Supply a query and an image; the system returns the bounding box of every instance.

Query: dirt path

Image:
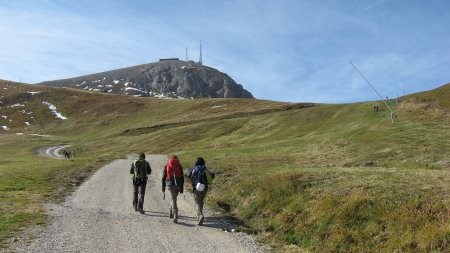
[38,145,71,159]
[16,155,266,253]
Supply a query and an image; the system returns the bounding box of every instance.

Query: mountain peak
[38,60,254,99]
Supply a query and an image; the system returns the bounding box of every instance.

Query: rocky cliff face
[38,60,253,99]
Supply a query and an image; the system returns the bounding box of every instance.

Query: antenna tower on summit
[199,41,203,65]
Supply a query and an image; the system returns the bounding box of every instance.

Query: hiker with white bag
[186,157,214,225]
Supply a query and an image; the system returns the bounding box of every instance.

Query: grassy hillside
[0,80,449,252]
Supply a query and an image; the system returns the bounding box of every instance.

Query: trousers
[168,185,180,214]
[133,181,147,210]
[194,188,208,216]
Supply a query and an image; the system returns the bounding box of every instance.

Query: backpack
[196,168,208,185]
[133,159,147,182]
[195,165,212,191]
[166,158,182,179]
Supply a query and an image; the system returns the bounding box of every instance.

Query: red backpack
[166,157,182,180]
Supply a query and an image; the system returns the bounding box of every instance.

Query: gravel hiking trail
[14,154,266,253]
[38,145,71,159]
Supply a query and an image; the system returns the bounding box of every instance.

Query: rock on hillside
[38,60,254,99]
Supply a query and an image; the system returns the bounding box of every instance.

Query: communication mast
[199,41,203,65]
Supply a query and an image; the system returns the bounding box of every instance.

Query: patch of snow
[181,66,186,69]
[1,125,9,130]
[105,85,113,88]
[83,86,89,90]
[1,115,7,119]
[154,93,174,99]
[107,89,113,93]
[27,91,40,95]
[89,88,93,91]
[125,87,144,92]
[19,109,32,115]
[124,82,129,87]
[16,133,24,135]
[30,134,51,137]
[42,101,68,120]
[25,122,31,126]
[103,77,106,80]
[113,80,119,84]
[97,85,104,88]
[169,92,185,99]
[92,89,101,92]
[93,80,101,83]
[10,103,25,107]
[9,119,12,122]
[211,105,223,108]
[76,81,86,86]
[3,88,7,90]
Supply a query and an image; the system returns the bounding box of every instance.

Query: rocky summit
[38,59,254,99]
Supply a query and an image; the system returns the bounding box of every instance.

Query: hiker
[162,155,184,223]
[130,152,152,213]
[186,157,215,225]
[63,149,70,159]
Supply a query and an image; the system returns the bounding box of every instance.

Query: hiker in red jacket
[162,155,184,223]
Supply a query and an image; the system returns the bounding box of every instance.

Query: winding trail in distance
[38,145,72,159]
[16,153,266,253]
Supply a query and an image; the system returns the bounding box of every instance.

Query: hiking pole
[349,60,398,124]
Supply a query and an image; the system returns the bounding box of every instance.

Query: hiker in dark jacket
[186,157,215,225]
[130,152,152,214]
[162,155,184,223]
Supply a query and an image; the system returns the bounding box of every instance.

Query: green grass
[0,80,449,252]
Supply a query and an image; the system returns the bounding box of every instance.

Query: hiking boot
[198,215,204,226]
[139,209,144,214]
[172,211,178,223]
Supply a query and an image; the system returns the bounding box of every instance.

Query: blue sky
[0,0,449,103]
